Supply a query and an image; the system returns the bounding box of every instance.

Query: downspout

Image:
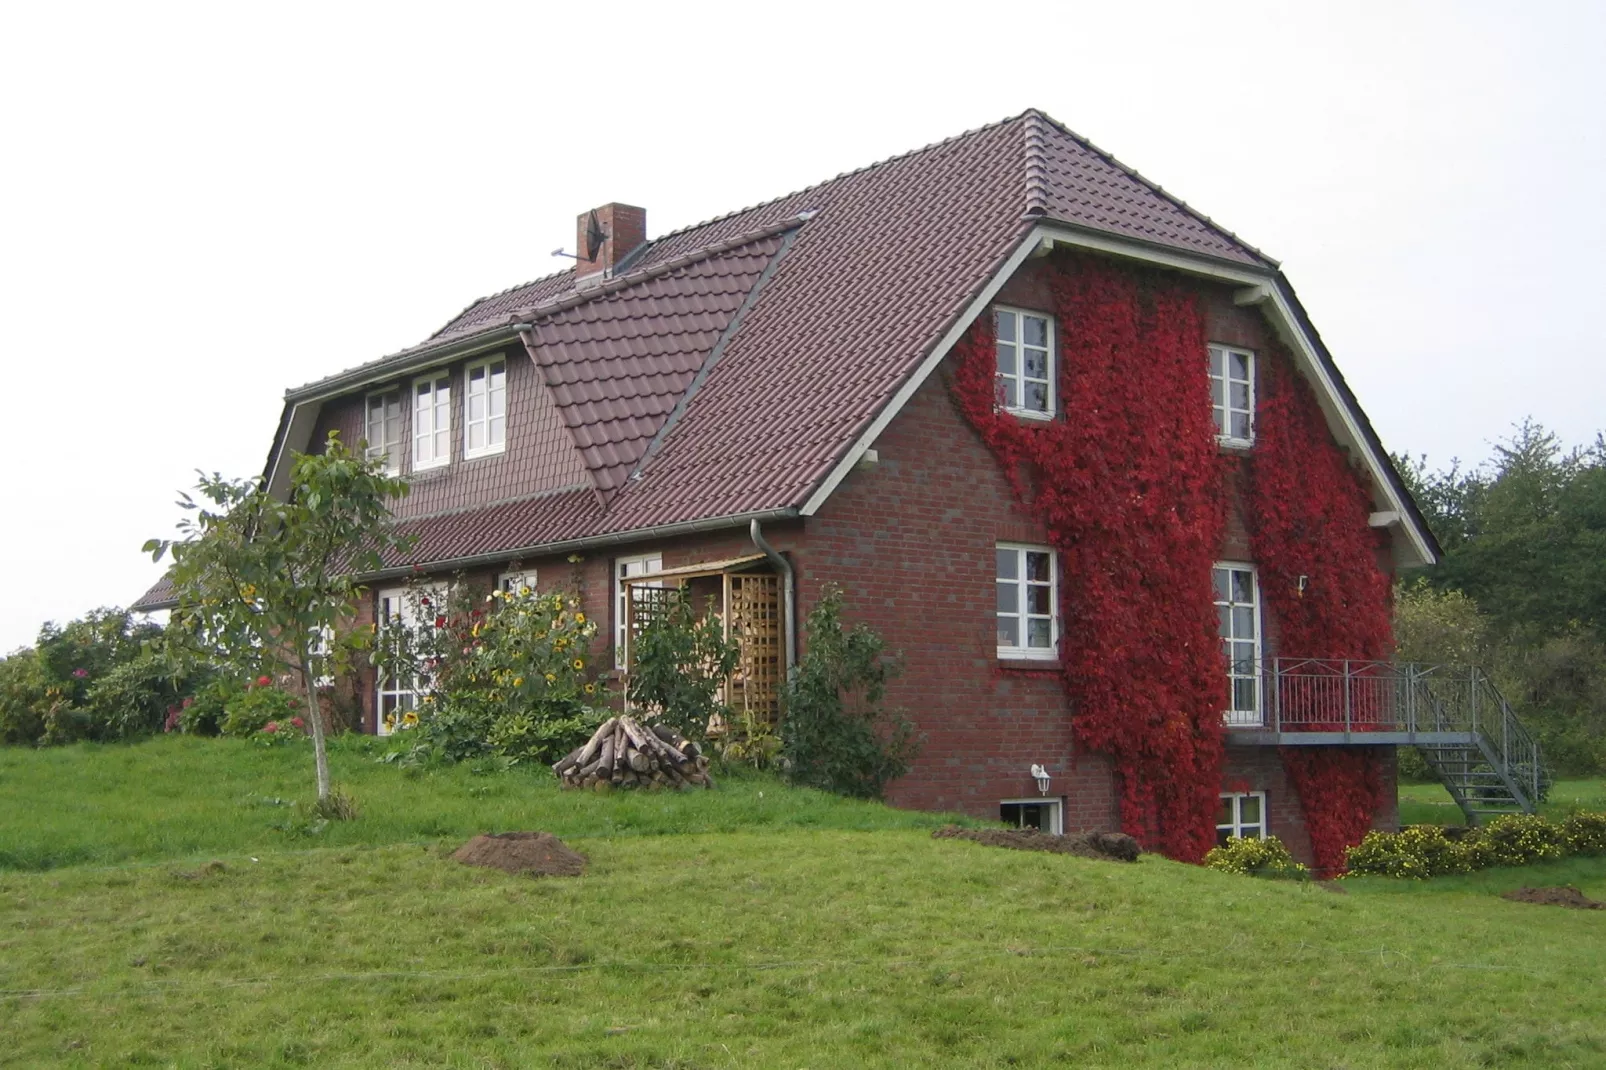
[750,519,797,676]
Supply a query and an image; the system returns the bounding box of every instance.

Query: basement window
[1209,344,1255,446]
[997,544,1057,660]
[1001,799,1064,835]
[995,307,1054,419]
[1217,791,1267,845]
[464,358,507,459]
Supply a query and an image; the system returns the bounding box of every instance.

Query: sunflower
[571,658,584,671]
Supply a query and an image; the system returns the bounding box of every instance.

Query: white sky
[1,1,1601,654]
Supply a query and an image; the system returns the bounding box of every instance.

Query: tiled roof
[137,109,1291,610]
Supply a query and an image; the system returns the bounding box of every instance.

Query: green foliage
[719,705,783,770]
[0,608,203,747]
[625,589,740,742]
[1561,811,1606,856]
[1346,812,1600,877]
[1476,812,1569,867]
[1397,424,1606,776]
[222,683,305,738]
[0,650,49,745]
[179,677,240,735]
[149,432,413,799]
[389,585,603,767]
[1203,836,1310,881]
[780,585,918,799]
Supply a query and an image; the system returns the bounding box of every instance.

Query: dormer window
[364,389,403,476]
[995,307,1054,419]
[464,358,507,459]
[1209,344,1255,446]
[413,373,451,471]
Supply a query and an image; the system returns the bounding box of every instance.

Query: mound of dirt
[1500,885,1604,910]
[933,826,1140,862]
[452,832,586,878]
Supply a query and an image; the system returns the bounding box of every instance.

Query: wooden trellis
[623,555,784,729]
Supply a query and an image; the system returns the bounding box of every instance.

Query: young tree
[145,432,411,801]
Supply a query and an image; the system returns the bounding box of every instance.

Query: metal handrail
[1247,659,1547,806]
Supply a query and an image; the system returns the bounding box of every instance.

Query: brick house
[136,109,1461,864]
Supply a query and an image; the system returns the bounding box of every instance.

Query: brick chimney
[574,203,646,280]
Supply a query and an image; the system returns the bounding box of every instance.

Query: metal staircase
[1245,660,1551,826]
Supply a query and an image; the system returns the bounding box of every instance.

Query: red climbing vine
[1244,345,1394,873]
[951,252,1227,862]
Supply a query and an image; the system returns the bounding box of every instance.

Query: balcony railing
[1226,658,1547,811]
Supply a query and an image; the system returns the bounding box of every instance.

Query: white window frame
[996,543,1058,660]
[498,569,538,595]
[615,554,664,668]
[994,306,1055,420]
[1209,344,1255,447]
[463,357,508,460]
[375,583,446,736]
[1000,798,1064,835]
[412,372,452,471]
[364,388,404,476]
[1217,791,1268,843]
[1213,562,1262,726]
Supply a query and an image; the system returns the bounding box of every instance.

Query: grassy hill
[3,738,1604,1067]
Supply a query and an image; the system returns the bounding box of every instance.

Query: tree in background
[1396,421,1606,774]
[146,432,411,802]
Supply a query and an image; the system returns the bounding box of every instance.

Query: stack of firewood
[552,716,714,791]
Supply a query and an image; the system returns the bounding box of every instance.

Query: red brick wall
[344,252,1399,855]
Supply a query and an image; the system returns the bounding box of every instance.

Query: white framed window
[412,373,451,471]
[997,544,1057,660]
[1213,563,1262,725]
[1209,344,1255,446]
[615,554,663,668]
[1001,799,1064,835]
[1217,791,1267,845]
[498,569,537,595]
[464,358,507,459]
[364,389,403,476]
[995,307,1054,419]
[375,583,445,736]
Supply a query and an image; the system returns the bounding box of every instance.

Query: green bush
[780,585,918,799]
[81,656,183,740]
[625,589,739,743]
[0,650,49,745]
[1477,812,1569,867]
[222,683,304,738]
[1562,811,1606,856]
[384,585,603,766]
[179,678,240,735]
[1346,825,1475,879]
[1204,836,1310,881]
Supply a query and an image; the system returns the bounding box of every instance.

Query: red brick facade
[344,257,1400,865]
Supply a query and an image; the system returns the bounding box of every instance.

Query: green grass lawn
[1398,777,1606,827]
[3,738,1605,1068]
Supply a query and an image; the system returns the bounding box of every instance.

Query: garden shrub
[1562,811,1606,856]
[1476,812,1568,867]
[81,656,184,740]
[387,585,603,766]
[780,585,918,799]
[626,589,739,743]
[1346,825,1475,879]
[1204,836,1310,881]
[0,650,49,745]
[222,679,304,737]
[178,678,240,736]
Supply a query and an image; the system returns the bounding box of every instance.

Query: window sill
[1003,408,1056,423]
[463,446,507,463]
[408,465,450,484]
[997,656,1060,672]
[1216,437,1254,452]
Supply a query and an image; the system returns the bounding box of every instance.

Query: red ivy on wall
[1244,345,1394,873]
[951,253,1227,862]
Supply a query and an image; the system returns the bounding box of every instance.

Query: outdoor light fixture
[1030,763,1051,796]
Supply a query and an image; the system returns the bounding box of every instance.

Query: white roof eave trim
[799,222,1435,568]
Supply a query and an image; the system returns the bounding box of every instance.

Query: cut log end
[557,715,713,792]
